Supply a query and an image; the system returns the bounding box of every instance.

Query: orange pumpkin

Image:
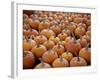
[75,26,86,38]
[66,22,76,32]
[40,29,55,39]
[38,20,50,31]
[35,58,51,68]
[61,51,73,62]
[34,35,47,44]
[31,45,47,58]
[49,36,60,44]
[53,44,65,55]
[23,37,36,51]
[50,25,61,35]
[30,19,40,30]
[52,56,69,67]
[23,51,35,69]
[43,40,55,50]
[65,33,81,55]
[77,37,87,48]
[79,44,91,64]
[42,50,58,64]
[70,56,87,67]
[58,32,68,41]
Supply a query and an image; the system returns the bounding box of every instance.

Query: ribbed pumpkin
[65,33,81,55]
[23,37,36,51]
[42,50,58,64]
[52,56,69,67]
[70,56,87,67]
[35,58,51,69]
[61,51,73,62]
[53,44,65,55]
[79,44,91,64]
[23,51,35,69]
[31,45,47,58]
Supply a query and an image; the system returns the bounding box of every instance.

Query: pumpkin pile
[23,10,91,69]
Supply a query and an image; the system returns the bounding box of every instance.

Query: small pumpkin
[77,37,87,48]
[66,22,76,32]
[38,20,50,31]
[50,25,61,35]
[31,45,47,58]
[79,44,91,64]
[70,56,87,67]
[23,51,35,69]
[34,35,47,44]
[58,32,68,41]
[40,29,55,39]
[65,33,81,55]
[53,44,65,55]
[23,37,36,51]
[30,19,40,30]
[42,50,58,64]
[49,36,60,44]
[43,40,55,50]
[74,26,86,38]
[35,58,51,69]
[52,56,69,67]
[61,51,73,62]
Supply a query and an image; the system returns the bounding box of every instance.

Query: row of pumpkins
[23,10,91,69]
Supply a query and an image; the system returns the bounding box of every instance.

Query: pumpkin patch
[23,10,91,69]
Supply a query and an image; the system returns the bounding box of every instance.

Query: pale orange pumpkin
[23,51,35,69]
[43,40,55,50]
[70,56,87,67]
[79,44,91,64]
[53,44,65,55]
[40,29,55,39]
[61,51,73,62]
[65,33,81,55]
[31,45,47,58]
[42,50,58,64]
[52,56,69,67]
[23,37,36,51]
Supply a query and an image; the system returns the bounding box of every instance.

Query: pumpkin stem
[60,56,63,62]
[30,35,35,40]
[39,58,44,67]
[77,55,80,61]
[71,32,76,43]
[25,36,29,42]
[58,44,61,48]
[86,43,89,50]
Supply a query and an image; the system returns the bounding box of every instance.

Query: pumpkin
[23,51,35,69]
[66,22,76,32]
[23,37,36,51]
[49,36,60,44]
[79,44,91,64]
[74,26,86,38]
[61,51,73,62]
[40,29,55,39]
[52,56,69,67]
[70,56,87,67]
[30,19,40,30]
[35,58,51,68]
[31,45,47,58]
[77,37,87,48]
[50,25,61,35]
[42,50,58,64]
[53,44,65,55]
[65,33,81,55]
[58,32,68,41]
[34,35,47,44]
[38,20,50,31]
[43,40,55,50]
